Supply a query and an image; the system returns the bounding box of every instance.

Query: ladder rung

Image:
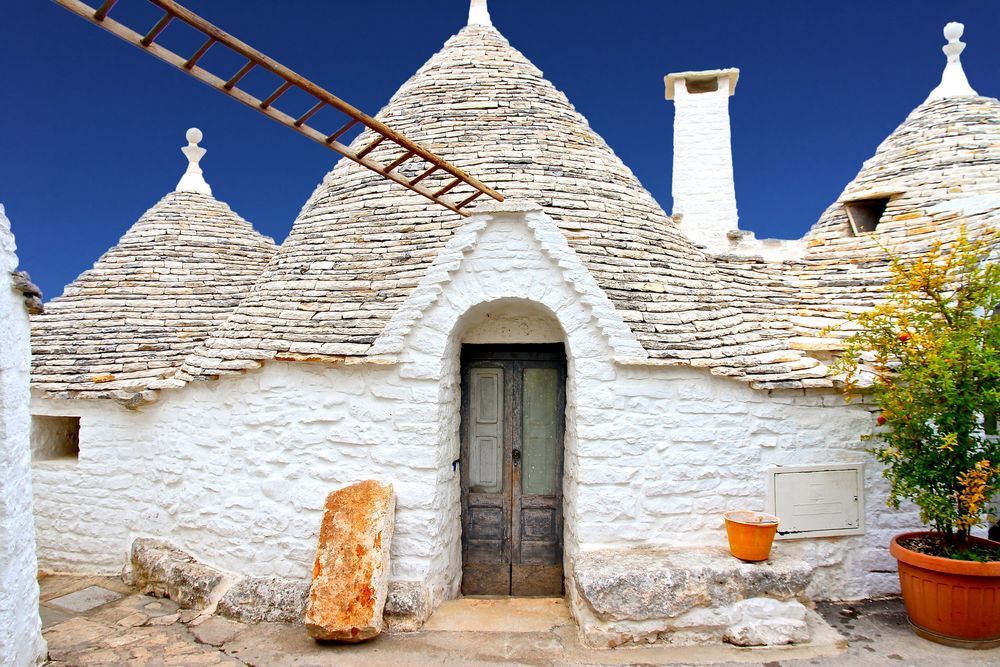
[410,165,439,186]
[384,151,416,173]
[457,191,485,209]
[294,101,325,127]
[184,36,215,69]
[325,119,358,144]
[260,81,293,109]
[434,178,462,198]
[52,0,505,217]
[223,60,256,90]
[93,0,117,21]
[140,13,172,47]
[356,135,385,159]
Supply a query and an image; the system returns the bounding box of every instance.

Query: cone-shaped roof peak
[32,187,276,401]
[925,21,978,102]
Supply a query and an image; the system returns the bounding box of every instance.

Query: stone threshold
[423,597,571,633]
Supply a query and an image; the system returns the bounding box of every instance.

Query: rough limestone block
[383,581,430,632]
[218,575,309,624]
[723,597,810,646]
[129,538,227,610]
[305,480,395,642]
[571,546,813,647]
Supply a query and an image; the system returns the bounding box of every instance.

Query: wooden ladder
[52,0,505,216]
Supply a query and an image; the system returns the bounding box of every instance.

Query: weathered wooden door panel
[511,362,564,596]
[461,345,565,597]
[462,366,510,595]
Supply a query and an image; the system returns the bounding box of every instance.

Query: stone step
[569,546,814,647]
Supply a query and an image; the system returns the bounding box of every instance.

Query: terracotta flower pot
[890,531,1000,649]
[724,510,779,562]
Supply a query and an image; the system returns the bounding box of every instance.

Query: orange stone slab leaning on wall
[305,480,395,642]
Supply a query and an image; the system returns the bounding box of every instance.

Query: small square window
[844,198,890,235]
[31,415,80,461]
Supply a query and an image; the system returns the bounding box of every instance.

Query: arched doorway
[459,343,566,596]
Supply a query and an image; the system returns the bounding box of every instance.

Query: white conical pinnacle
[468,0,492,27]
[925,22,978,103]
[175,127,212,195]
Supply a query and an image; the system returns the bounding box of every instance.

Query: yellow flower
[954,459,998,531]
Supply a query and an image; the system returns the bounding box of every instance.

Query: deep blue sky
[3,1,998,301]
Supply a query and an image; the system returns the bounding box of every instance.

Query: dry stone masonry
[31,131,276,405]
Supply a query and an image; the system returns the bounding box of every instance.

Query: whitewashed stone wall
[1,205,46,666]
[33,205,918,610]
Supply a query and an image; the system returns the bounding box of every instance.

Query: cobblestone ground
[38,574,1000,666]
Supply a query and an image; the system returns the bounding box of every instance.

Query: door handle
[512,449,521,462]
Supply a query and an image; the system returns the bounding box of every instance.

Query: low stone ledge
[217,576,309,624]
[570,546,814,647]
[129,538,228,610]
[125,538,429,631]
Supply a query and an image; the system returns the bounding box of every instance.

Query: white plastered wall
[32,204,919,606]
[1,205,46,666]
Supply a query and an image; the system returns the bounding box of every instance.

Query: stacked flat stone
[33,23,1000,402]
[31,191,276,403]
[768,96,1000,371]
[179,24,809,387]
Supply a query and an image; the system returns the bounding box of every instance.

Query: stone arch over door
[377,203,644,603]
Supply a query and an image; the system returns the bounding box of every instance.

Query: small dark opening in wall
[686,77,719,94]
[844,198,890,235]
[31,415,80,461]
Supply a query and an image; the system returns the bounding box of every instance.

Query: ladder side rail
[147,0,502,202]
[53,0,471,215]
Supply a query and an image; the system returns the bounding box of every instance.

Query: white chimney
[665,68,740,251]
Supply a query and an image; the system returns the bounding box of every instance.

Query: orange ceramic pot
[724,511,779,562]
[890,531,1000,648]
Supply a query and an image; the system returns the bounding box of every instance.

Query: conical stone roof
[770,95,1000,351]
[806,95,1000,253]
[183,23,800,381]
[32,190,276,401]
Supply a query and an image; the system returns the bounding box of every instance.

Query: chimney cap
[665,68,739,100]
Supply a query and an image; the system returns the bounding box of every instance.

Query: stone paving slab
[37,575,1000,666]
[47,586,123,613]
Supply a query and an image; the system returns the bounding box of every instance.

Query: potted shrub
[833,229,1000,648]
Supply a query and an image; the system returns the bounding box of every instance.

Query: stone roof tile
[31,191,276,399]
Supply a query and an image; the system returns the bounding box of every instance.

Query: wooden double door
[460,344,566,596]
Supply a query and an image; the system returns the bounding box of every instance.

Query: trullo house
[27,1,999,645]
